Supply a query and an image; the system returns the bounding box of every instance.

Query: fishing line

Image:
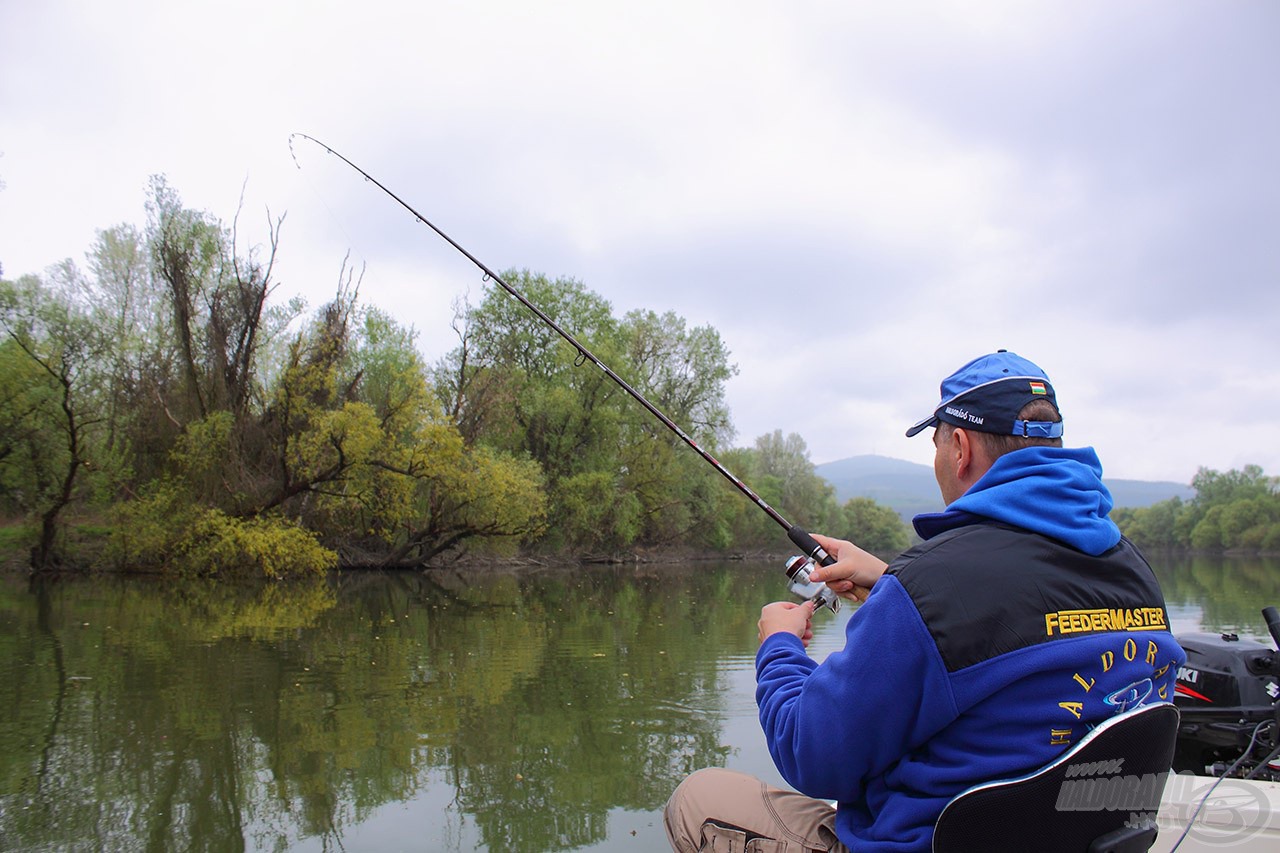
[288,132,836,570]
[1167,718,1273,851]
[286,135,372,283]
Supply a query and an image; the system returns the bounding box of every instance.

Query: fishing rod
[289,133,840,611]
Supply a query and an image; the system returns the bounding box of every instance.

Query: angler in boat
[664,351,1186,852]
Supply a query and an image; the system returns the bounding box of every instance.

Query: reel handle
[784,526,841,614]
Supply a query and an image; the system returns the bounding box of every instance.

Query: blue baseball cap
[905,350,1064,438]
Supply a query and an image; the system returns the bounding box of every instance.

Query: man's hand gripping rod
[289,133,840,613]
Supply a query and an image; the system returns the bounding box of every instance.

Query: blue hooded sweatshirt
[755,446,1184,851]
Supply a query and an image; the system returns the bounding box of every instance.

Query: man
[664,350,1185,852]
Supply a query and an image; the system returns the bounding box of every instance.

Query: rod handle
[787,526,836,566]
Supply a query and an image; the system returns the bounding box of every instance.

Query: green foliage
[443,445,548,548]
[0,524,34,567]
[167,410,237,507]
[751,430,840,531]
[709,434,885,554]
[0,273,115,566]
[5,181,911,567]
[106,482,335,577]
[272,304,549,564]
[1115,465,1280,554]
[619,308,736,447]
[84,250,547,571]
[0,336,50,514]
[549,471,643,553]
[1191,464,1275,506]
[178,510,337,578]
[1190,505,1224,551]
[1218,497,1278,549]
[715,446,781,548]
[1112,497,1184,550]
[106,483,188,569]
[835,497,910,555]
[434,270,746,555]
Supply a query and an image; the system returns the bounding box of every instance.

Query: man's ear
[952,427,975,482]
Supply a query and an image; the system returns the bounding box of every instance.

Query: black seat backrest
[933,703,1180,853]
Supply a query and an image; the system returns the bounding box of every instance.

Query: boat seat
[933,702,1180,853]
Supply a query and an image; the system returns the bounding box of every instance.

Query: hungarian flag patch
[1029,381,1047,395]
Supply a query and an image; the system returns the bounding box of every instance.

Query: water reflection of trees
[1149,554,1280,637]
[0,563,770,851]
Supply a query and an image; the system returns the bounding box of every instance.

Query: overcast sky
[2,1,1277,485]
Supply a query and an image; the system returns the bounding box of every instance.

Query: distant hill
[1106,478,1197,510]
[815,455,1195,522]
[815,456,946,520]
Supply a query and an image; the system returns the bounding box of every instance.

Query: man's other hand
[758,600,816,647]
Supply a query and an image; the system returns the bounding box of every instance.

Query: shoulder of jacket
[887,521,1020,577]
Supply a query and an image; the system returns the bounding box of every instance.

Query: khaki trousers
[664,768,850,853]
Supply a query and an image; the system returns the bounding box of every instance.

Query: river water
[1,555,1277,852]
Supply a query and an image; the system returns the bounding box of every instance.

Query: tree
[708,434,847,555]
[618,308,736,447]
[482,272,624,482]
[1114,497,1184,550]
[0,336,47,512]
[356,307,548,562]
[254,297,547,566]
[611,309,739,548]
[714,445,787,550]
[432,293,511,447]
[434,271,742,555]
[752,430,839,532]
[835,497,910,555]
[1218,498,1278,550]
[0,275,109,567]
[1186,466,1279,552]
[147,176,284,423]
[1116,465,1280,554]
[1191,464,1276,506]
[80,223,165,455]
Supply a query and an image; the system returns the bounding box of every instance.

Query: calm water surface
[1,555,1277,852]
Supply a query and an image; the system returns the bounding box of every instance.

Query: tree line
[0,178,909,575]
[1113,464,1280,553]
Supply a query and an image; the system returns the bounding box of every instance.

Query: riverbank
[0,518,790,576]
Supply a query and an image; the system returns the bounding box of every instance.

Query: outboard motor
[1173,606,1280,780]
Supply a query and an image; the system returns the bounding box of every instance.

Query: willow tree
[243,298,547,566]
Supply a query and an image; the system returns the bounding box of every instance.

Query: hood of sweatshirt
[911,446,1121,555]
